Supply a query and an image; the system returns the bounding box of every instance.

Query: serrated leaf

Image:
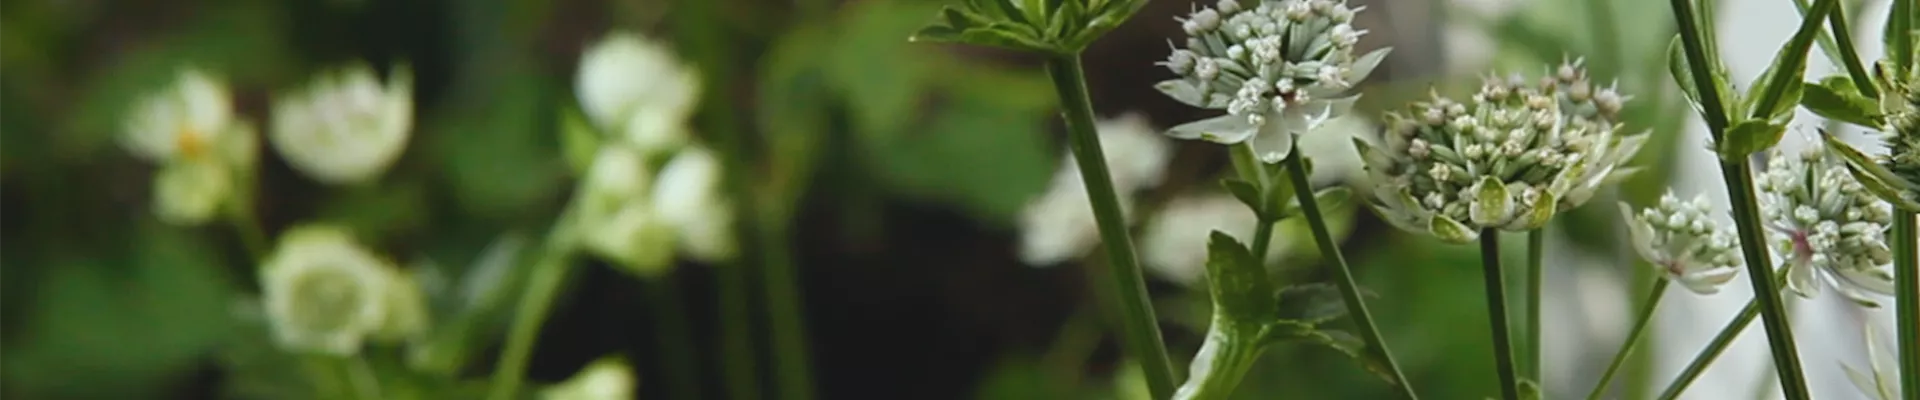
[1718,119,1786,160]
[1222,178,1265,216]
[1799,77,1884,127]
[1205,231,1278,320]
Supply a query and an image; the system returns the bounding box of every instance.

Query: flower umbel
[576,31,700,154]
[270,63,414,185]
[1758,146,1897,306]
[1618,192,1742,294]
[1155,0,1391,161]
[1357,60,1646,242]
[121,67,257,226]
[260,225,425,355]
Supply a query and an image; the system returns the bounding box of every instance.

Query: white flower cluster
[270,63,413,185]
[1618,192,1741,294]
[1156,0,1390,160]
[1018,113,1172,266]
[260,225,428,356]
[120,68,258,226]
[1758,147,1896,306]
[1358,61,1645,243]
[571,31,735,275]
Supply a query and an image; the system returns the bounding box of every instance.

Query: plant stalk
[487,228,577,400]
[1282,141,1418,399]
[1479,229,1521,400]
[1231,143,1278,259]
[1892,0,1913,70]
[1895,211,1918,400]
[1667,0,1811,395]
[1044,54,1177,399]
[715,257,764,400]
[644,276,705,400]
[1585,278,1671,400]
[1525,229,1545,385]
[758,213,815,400]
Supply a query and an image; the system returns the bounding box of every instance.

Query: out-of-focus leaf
[759,23,837,209]
[559,107,601,176]
[1206,232,1276,320]
[431,70,565,220]
[315,183,430,244]
[408,233,533,376]
[830,1,944,140]
[1275,283,1351,324]
[2,223,236,398]
[969,357,1075,399]
[869,89,1054,222]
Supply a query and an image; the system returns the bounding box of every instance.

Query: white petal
[1786,260,1820,298]
[1154,79,1210,108]
[1166,114,1258,144]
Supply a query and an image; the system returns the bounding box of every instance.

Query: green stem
[1525,229,1544,385]
[1892,0,1913,70]
[1044,54,1176,399]
[1172,322,1268,400]
[1232,143,1278,259]
[716,260,765,400]
[758,213,815,400]
[1655,299,1760,399]
[1585,0,1624,78]
[1668,0,1811,395]
[643,276,705,400]
[1894,211,1918,400]
[1282,144,1418,399]
[1479,229,1520,400]
[345,355,383,400]
[1584,278,1670,400]
[1814,0,1880,99]
[486,231,576,400]
[303,356,347,400]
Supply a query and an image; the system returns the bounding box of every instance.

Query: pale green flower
[542,356,637,400]
[151,158,235,226]
[1618,192,1741,294]
[652,144,736,263]
[576,145,677,276]
[576,31,700,154]
[261,225,425,355]
[1758,147,1895,307]
[270,63,413,184]
[122,68,237,164]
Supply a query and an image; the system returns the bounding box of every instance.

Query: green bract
[1358,61,1647,243]
[909,0,1148,54]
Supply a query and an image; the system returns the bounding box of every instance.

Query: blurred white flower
[122,68,236,164]
[151,158,234,226]
[542,356,637,400]
[1016,113,1171,266]
[1758,147,1896,307]
[1618,192,1742,294]
[577,145,677,276]
[652,144,736,263]
[261,225,422,355]
[576,31,700,153]
[1841,323,1900,400]
[1140,194,1309,284]
[270,63,413,184]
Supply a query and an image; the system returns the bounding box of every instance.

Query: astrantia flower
[1017,113,1172,266]
[652,144,736,263]
[270,63,413,184]
[541,356,636,400]
[576,145,677,276]
[1356,60,1646,243]
[1618,192,1741,294]
[1758,147,1896,306]
[576,31,700,153]
[1155,0,1391,161]
[1841,324,1900,400]
[121,68,258,226]
[261,225,424,355]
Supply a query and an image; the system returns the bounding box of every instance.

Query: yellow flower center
[176,124,207,160]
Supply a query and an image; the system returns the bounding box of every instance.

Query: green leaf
[1275,283,1350,324]
[559,107,601,176]
[1799,77,1884,127]
[433,68,565,220]
[1222,178,1265,216]
[1271,323,1397,385]
[1743,0,1833,121]
[1821,131,1920,211]
[1518,379,1543,400]
[1667,35,1738,118]
[1205,231,1278,320]
[1717,119,1787,160]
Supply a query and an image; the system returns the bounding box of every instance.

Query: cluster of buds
[1618,192,1741,294]
[120,68,259,226]
[1875,65,1920,198]
[259,225,428,355]
[270,63,414,185]
[1358,60,1646,242]
[1156,0,1390,160]
[1758,147,1896,306]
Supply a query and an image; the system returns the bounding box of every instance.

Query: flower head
[576,31,700,153]
[652,144,736,263]
[270,63,413,184]
[1618,192,1741,294]
[541,356,636,400]
[576,145,677,276]
[1759,147,1896,306]
[122,68,257,226]
[1018,113,1171,266]
[1155,0,1391,160]
[260,225,425,355]
[1357,60,1646,242]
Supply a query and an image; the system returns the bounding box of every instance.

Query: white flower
[1759,147,1896,306]
[1017,113,1171,266]
[1155,0,1391,161]
[576,31,700,153]
[1841,323,1900,400]
[122,68,236,164]
[152,158,234,225]
[1618,192,1742,294]
[270,63,413,184]
[260,225,421,355]
[652,144,736,263]
[577,145,677,275]
[1139,194,1342,285]
[541,356,637,400]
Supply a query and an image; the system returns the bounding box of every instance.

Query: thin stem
[716,259,763,400]
[644,276,705,400]
[1044,54,1176,399]
[1282,145,1418,399]
[487,232,576,400]
[1892,0,1913,70]
[1172,322,1268,400]
[1585,278,1671,400]
[758,214,815,400]
[1819,0,1880,99]
[1479,229,1520,400]
[1525,229,1544,385]
[1231,143,1277,259]
[1655,299,1760,399]
[1669,0,1812,395]
[1894,211,1918,400]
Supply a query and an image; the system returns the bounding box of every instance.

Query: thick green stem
[1524,229,1544,385]
[1655,299,1760,399]
[644,276,705,400]
[1172,322,1268,400]
[1479,230,1520,400]
[1281,145,1418,399]
[1807,0,1880,98]
[1894,211,1918,400]
[1668,0,1811,395]
[758,214,815,400]
[487,233,576,400]
[1893,0,1913,69]
[1585,278,1670,400]
[1044,55,1177,399]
